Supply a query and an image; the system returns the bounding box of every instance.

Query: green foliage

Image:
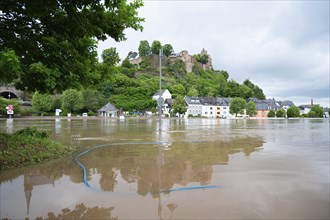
[243,79,266,100]
[170,84,186,99]
[138,40,151,57]
[0,49,21,85]
[151,40,162,55]
[267,109,276,117]
[102,48,120,66]
[61,89,83,113]
[122,58,135,68]
[168,60,186,78]
[0,127,75,170]
[187,87,199,97]
[24,62,58,94]
[0,97,21,116]
[308,105,324,118]
[246,100,257,117]
[1,0,144,92]
[32,92,53,116]
[82,88,107,112]
[172,95,187,115]
[194,54,209,64]
[287,105,300,118]
[163,44,174,57]
[192,63,203,75]
[230,97,246,116]
[276,109,286,118]
[52,96,62,110]
[14,127,49,139]
[219,70,229,81]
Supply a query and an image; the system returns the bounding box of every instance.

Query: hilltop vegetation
[93,41,266,112]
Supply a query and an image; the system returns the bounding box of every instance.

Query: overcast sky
[97,0,330,107]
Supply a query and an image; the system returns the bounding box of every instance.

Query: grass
[0,127,75,170]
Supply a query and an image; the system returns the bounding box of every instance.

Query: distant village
[98,88,329,119]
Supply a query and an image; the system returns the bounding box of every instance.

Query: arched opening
[0,91,18,99]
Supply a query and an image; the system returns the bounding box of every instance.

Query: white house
[152,89,172,115]
[184,96,203,117]
[152,89,172,101]
[217,98,231,118]
[184,96,232,118]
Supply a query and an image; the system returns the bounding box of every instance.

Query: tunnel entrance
[0,91,18,99]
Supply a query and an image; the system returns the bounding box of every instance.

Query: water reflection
[76,136,264,194]
[2,118,327,219]
[32,203,117,220]
[24,174,55,214]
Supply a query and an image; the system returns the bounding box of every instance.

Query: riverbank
[0,127,75,170]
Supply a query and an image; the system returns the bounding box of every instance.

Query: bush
[267,110,275,117]
[88,111,96,116]
[0,127,75,170]
[14,127,49,139]
[276,109,286,118]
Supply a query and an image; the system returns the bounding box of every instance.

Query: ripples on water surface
[0,118,329,219]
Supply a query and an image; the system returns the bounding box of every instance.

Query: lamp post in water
[158,48,163,123]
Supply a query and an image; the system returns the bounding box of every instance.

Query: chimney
[311,99,313,106]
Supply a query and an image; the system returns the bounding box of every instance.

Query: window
[210,107,213,110]
[223,107,227,109]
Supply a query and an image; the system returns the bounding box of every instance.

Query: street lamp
[158,48,163,121]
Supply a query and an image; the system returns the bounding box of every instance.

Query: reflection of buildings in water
[181,161,212,186]
[6,118,13,134]
[156,119,172,147]
[24,174,55,214]
[55,118,61,135]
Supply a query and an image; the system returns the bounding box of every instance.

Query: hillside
[95,52,266,112]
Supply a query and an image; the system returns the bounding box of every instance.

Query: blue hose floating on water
[74,141,222,193]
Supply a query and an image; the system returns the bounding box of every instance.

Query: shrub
[88,111,96,116]
[14,127,49,139]
[267,110,275,117]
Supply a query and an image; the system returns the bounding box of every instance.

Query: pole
[159,48,162,123]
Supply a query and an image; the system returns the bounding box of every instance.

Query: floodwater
[0,118,329,219]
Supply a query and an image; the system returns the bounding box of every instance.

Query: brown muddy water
[0,118,329,219]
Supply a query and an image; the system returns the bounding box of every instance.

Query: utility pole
[158,48,163,123]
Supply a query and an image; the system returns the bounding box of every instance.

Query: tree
[151,40,162,55]
[0,0,144,93]
[308,105,324,118]
[287,105,300,118]
[192,63,203,75]
[138,40,151,57]
[238,84,253,99]
[229,97,246,116]
[246,100,257,117]
[168,60,186,78]
[267,110,276,117]
[172,95,187,116]
[163,44,174,57]
[243,79,266,100]
[0,49,21,85]
[31,92,53,116]
[219,70,229,81]
[276,109,286,118]
[82,88,107,113]
[170,84,186,99]
[187,87,199,97]
[102,48,120,66]
[61,89,83,113]
[194,54,209,64]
